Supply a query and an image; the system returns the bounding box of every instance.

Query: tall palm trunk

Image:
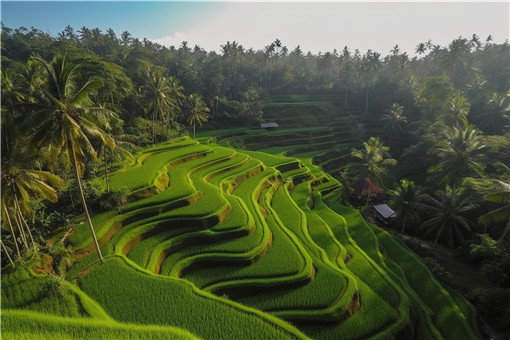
[344,86,348,109]
[365,86,370,115]
[432,224,445,248]
[14,195,37,250]
[498,221,510,244]
[193,121,196,139]
[72,147,104,264]
[1,240,15,268]
[13,202,28,249]
[401,215,407,234]
[152,111,156,144]
[3,204,20,258]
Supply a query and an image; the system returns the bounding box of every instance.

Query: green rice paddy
[3,96,482,339]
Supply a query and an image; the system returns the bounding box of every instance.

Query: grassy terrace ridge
[1,309,200,340]
[4,124,482,339]
[78,256,308,340]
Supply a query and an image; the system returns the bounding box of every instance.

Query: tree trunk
[3,204,20,258]
[344,87,348,109]
[152,110,156,144]
[193,121,196,139]
[432,225,444,248]
[73,151,104,264]
[401,215,407,234]
[365,86,370,115]
[1,240,15,268]
[14,196,36,251]
[497,220,510,244]
[13,207,28,249]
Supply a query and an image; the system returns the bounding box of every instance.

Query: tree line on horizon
[1,24,509,260]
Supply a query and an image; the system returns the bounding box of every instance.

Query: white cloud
[148,2,509,55]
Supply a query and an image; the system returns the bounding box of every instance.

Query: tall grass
[78,256,308,340]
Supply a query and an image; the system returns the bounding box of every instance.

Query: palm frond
[479,206,510,225]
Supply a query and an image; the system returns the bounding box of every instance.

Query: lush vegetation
[2,24,509,339]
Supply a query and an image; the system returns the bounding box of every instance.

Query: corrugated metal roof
[373,204,396,219]
[260,122,279,128]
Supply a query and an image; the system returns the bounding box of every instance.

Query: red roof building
[351,178,384,197]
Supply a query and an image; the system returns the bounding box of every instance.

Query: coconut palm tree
[29,54,116,264]
[380,103,407,146]
[439,37,476,87]
[141,68,181,144]
[420,185,477,248]
[477,91,510,134]
[1,110,64,262]
[389,179,422,234]
[350,136,397,186]
[443,95,470,128]
[357,51,381,114]
[415,42,426,56]
[186,93,210,139]
[96,115,136,193]
[479,180,510,244]
[428,125,485,186]
[1,69,25,116]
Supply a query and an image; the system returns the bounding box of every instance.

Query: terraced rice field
[2,99,482,339]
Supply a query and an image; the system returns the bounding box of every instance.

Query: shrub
[469,234,502,262]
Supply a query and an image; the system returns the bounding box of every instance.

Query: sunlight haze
[1,1,508,55]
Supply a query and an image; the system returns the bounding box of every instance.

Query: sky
[1,1,509,56]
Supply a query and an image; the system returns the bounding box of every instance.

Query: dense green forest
[1,25,510,339]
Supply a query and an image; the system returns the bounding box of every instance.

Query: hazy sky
[1,1,509,55]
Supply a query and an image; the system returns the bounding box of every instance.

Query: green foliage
[350,136,397,185]
[2,309,200,340]
[469,234,502,260]
[428,125,486,186]
[389,179,423,234]
[420,185,478,248]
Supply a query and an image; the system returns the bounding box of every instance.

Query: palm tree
[380,103,407,146]
[415,42,426,56]
[186,93,210,139]
[97,115,136,193]
[318,51,337,87]
[1,110,65,262]
[30,54,116,264]
[357,51,381,114]
[141,69,178,144]
[478,91,510,134]
[428,125,486,186]
[350,136,397,186]
[389,179,422,234]
[420,185,477,248]
[1,69,25,116]
[443,95,470,128]
[470,34,482,51]
[479,180,510,244]
[439,37,476,86]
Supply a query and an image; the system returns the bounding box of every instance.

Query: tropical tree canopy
[380,103,407,146]
[479,180,510,243]
[389,179,422,234]
[186,93,210,139]
[29,53,118,263]
[420,185,477,248]
[428,125,486,186]
[350,136,397,185]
